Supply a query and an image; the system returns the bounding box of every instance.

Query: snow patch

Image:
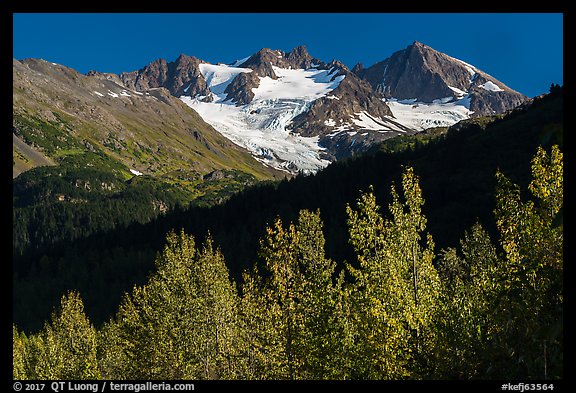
[252,66,344,101]
[199,63,252,98]
[397,98,418,104]
[130,169,142,176]
[331,123,353,133]
[386,97,474,131]
[352,111,389,131]
[479,81,503,92]
[448,85,468,98]
[94,91,104,97]
[324,119,336,127]
[120,90,131,97]
[326,95,340,100]
[231,56,251,67]
[107,90,119,98]
[433,97,455,104]
[326,130,344,137]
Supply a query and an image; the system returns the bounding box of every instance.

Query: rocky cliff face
[238,45,318,73]
[120,54,211,97]
[290,61,394,137]
[355,41,528,116]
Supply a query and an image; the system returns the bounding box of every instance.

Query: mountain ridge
[13,57,283,185]
[116,42,529,172]
[14,41,531,177]
[354,41,528,116]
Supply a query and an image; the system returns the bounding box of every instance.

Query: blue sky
[13,13,563,98]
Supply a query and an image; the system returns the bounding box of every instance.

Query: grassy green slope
[13,58,283,192]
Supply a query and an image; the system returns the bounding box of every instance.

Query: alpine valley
[13,41,529,253]
[13,39,563,381]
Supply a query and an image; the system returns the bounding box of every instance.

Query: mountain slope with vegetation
[13,58,280,181]
[14,139,562,379]
[13,88,562,337]
[13,58,285,254]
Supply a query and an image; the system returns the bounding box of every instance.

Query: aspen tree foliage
[435,223,500,378]
[345,167,440,379]
[13,146,563,379]
[489,145,563,378]
[98,230,241,379]
[13,292,99,379]
[240,210,344,379]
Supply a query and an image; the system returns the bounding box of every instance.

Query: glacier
[181,64,344,174]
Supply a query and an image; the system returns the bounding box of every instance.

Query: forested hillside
[14,141,563,379]
[13,89,562,337]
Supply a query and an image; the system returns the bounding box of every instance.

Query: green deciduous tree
[489,145,563,378]
[240,210,345,379]
[13,325,28,379]
[16,292,100,379]
[293,210,346,379]
[99,230,243,379]
[345,167,440,379]
[435,222,499,378]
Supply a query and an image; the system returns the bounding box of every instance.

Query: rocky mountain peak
[113,42,531,173]
[352,63,364,74]
[410,40,426,49]
[286,45,313,68]
[356,41,528,116]
[120,55,210,98]
[175,53,192,63]
[237,48,281,78]
[327,59,349,72]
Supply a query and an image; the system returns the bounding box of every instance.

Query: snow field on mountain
[181,63,344,173]
[181,95,330,173]
[199,63,252,97]
[253,66,344,101]
[386,97,474,130]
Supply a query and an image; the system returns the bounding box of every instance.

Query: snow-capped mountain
[121,46,407,173]
[354,41,528,128]
[181,62,342,173]
[120,43,529,174]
